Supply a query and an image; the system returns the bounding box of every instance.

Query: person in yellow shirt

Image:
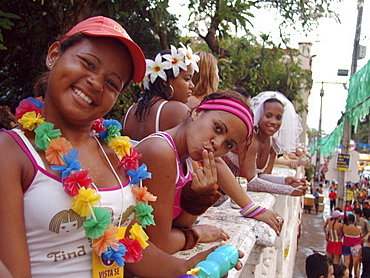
[346,183,354,204]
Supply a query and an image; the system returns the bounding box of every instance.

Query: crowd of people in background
[311,178,370,278]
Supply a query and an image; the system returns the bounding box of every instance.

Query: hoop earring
[254,125,259,134]
[168,85,174,99]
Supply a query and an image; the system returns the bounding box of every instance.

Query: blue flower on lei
[127,164,152,185]
[99,119,122,142]
[102,243,127,267]
[27,97,43,109]
[51,148,82,179]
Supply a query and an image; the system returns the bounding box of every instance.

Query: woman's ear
[190,108,204,121]
[46,42,61,70]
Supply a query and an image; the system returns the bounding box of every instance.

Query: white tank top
[7,129,136,278]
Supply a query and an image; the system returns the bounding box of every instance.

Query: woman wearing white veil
[223,91,307,195]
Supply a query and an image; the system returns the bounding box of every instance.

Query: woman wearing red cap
[0,16,243,278]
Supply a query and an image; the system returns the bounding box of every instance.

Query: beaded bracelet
[239,201,266,218]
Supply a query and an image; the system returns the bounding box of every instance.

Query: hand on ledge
[253,209,283,236]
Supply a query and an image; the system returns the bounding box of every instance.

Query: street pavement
[293,186,331,277]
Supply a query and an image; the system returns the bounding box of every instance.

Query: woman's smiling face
[186,110,248,161]
[258,101,284,136]
[46,37,133,123]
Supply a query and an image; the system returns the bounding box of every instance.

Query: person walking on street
[314,187,320,214]
[333,263,349,278]
[353,208,370,243]
[329,189,337,212]
[362,201,370,222]
[361,236,370,278]
[343,214,362,278]
[324,210,344,264]
[324,210,343,264]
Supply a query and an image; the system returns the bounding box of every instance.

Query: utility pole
[337,0,364,209]
[315,83,324,188]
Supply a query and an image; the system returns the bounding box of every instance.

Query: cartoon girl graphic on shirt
[49,205,135,236]
[49,209,85,234]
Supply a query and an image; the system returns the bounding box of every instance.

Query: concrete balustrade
[173,166,304,278]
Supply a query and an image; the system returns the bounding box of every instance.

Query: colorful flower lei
[143,43,200,90]
[16,97,156,267]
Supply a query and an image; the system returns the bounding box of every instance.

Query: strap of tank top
[122,104,134,131]
[2,129,46,169]
[155,101,168,132]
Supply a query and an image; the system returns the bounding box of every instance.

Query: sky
[168,0,370,135]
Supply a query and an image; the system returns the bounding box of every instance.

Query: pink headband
[197,98,254,138]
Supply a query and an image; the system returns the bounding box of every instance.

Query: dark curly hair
[135,49,176,122]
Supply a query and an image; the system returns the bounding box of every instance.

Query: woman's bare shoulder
[137,135,176,160]
[0,130,23,153]
[0,129,34,189]
[160,101,190,130]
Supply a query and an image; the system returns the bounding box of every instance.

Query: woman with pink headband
[134,90,275,255]
[136,91,281,253]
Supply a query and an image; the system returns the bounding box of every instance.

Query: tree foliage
[0,0,338,125]
[217,33,312,109]
[188,0,254,56]
[0,0,180,119]
[187,0,341,56]
[0,11,20,50]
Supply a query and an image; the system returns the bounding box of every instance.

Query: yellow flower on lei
[116,227,127,240]
[18,111,45,131]
[71,187,101,217]
[108,135,131,159]
[129,223,149,249]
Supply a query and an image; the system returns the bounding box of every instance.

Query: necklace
[91,134,126,225]
[16,97,156,267]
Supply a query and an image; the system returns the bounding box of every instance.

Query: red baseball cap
[65,16,145,83]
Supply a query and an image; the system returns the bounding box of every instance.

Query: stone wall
[173,166,304,278]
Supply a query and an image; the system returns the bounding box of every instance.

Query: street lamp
[314,81,347,189]
[315,83,324,188]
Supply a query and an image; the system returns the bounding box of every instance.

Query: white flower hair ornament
[143,44,200,90]
[162,45,187,77]
[145,53,171,84]
[179,42,200,72]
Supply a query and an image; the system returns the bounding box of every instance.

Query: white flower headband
[143,43,200,90]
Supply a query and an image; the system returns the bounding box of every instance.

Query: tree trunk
[50,0,109,34]
[158,31,169,50]
[202,18,230,58]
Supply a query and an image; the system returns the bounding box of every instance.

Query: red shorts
[327,241,343,255]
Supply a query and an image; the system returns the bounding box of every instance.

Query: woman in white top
[223,91,308,195]
[121,45,197,143]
